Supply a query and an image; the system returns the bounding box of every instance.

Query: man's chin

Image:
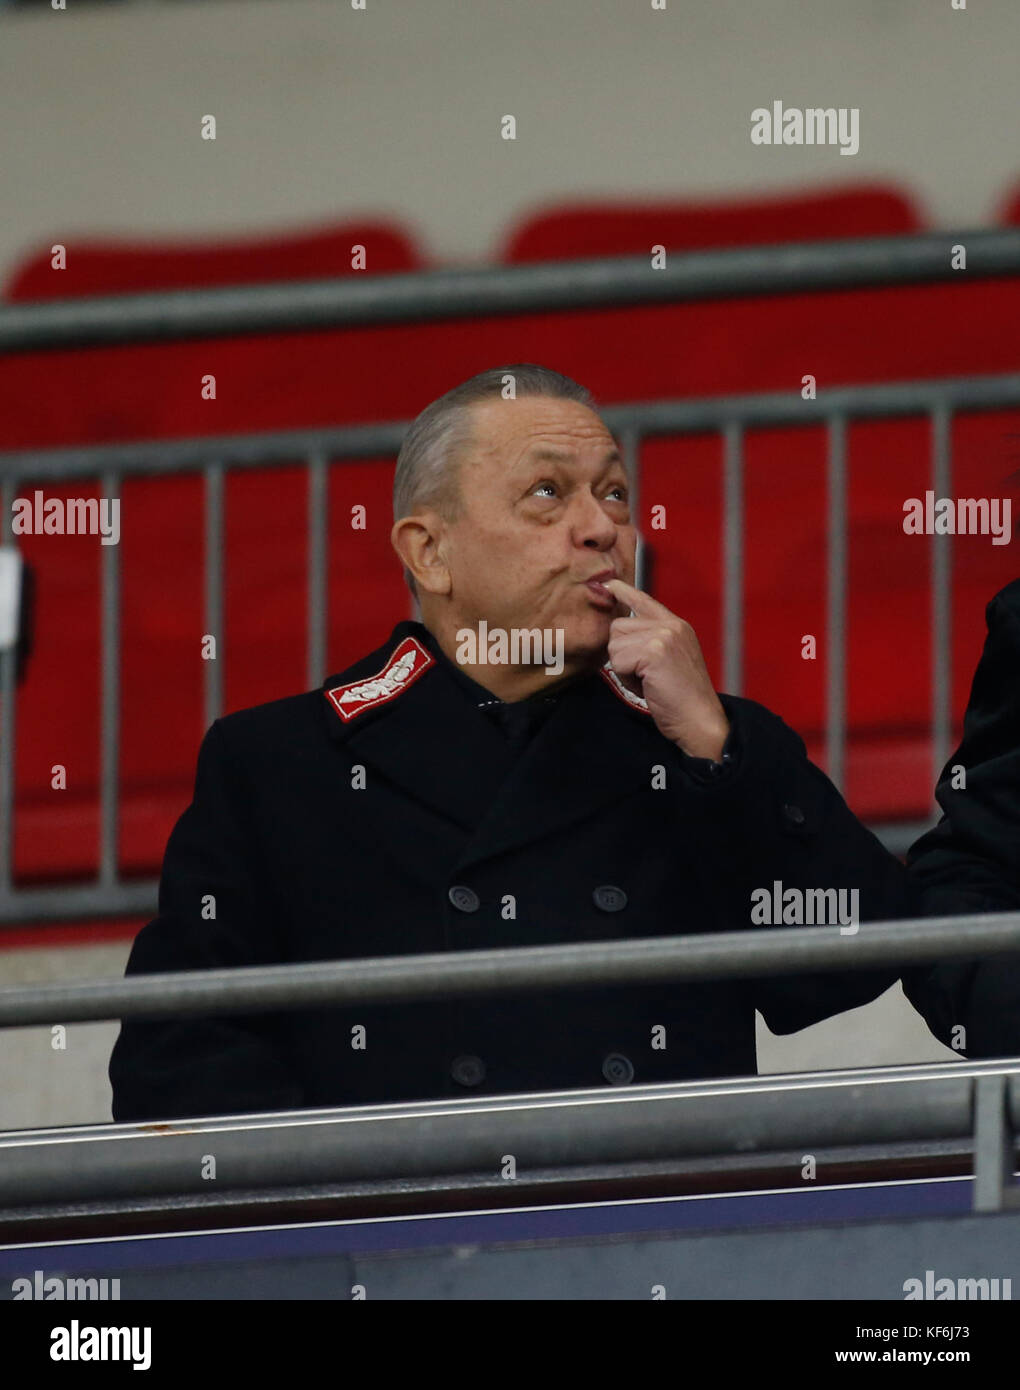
[559,616,613,670]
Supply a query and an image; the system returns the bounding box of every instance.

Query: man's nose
[570,490,619,548]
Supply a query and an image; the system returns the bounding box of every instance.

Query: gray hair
[392,364,597,596]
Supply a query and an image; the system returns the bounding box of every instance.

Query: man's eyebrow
[528,447,623,465]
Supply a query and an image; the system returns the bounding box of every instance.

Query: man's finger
[603,577,670,618]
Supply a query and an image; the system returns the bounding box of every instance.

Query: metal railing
[1,230,1019,923]
[0,910,1018,1027]
[0,1056,1017,1223]
[2,230,1018,350]
[2,912,1019,1224]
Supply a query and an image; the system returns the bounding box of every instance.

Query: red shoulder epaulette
[325,635,434,723]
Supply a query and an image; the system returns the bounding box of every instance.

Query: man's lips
[584,571,618,608]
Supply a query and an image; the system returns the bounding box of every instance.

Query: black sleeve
[680,695,919,1036]
[108,719,305,1121]
[900,582,1020,1058]
[676,720,741,785]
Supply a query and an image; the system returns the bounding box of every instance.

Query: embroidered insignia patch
[325,636,435,722]
[599,662,651,714]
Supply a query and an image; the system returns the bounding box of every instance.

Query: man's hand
[603,578,730,761]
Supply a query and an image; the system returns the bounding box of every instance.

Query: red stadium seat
[998,183,1020,226]
[4,221,423,299]
[500,185,923,261]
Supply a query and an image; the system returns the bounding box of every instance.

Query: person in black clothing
[904,578,1020,1057]
[110,364,965,1122]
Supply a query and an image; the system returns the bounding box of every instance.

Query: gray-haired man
[111,364,953,1122]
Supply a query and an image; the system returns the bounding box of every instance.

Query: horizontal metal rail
[0,912,1017,1028]
[0,1059,1017,1210]
[1,371,1018,483]
[0,230,1018,351]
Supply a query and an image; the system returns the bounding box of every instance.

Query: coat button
[448,885,480,913]
[602,1052,635,1085]
[450,1054,486,1086]
[593,885,627,913]
[782,803,806,827]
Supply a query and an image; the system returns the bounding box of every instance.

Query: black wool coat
[904,578,1020,1057]
[110,619,926,1123]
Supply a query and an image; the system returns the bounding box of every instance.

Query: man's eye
[606,486,628,502]
[531,481,558,499]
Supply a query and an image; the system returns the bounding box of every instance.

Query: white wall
[0,0,1016,284]
[0,943,126,1131]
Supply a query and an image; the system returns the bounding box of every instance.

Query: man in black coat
[903,578,1020,1056]
[111,364,936,1123]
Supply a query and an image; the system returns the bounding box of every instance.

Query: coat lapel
[320,620,670,861]
[320,622,516,831]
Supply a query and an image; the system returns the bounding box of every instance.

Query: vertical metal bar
[98,471,121,888]
[0,474,17,893]
[306,453,329,688]
[619,428,643,587]
[973,1074,1013,1213]
[826,415,848,790]
[204,463,224,729]
[931,405,953,786]
[722,422,743,695]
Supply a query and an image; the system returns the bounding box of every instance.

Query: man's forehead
[467,396,620,462]
[527,443,623,467]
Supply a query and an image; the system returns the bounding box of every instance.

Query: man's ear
[390,513,451,597]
